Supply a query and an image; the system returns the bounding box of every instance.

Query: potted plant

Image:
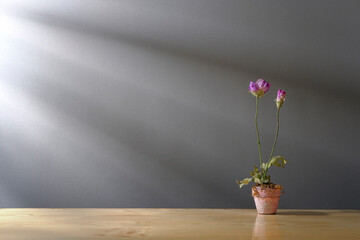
[236,79,287,214]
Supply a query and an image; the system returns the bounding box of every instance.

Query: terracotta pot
[252,185,282,214]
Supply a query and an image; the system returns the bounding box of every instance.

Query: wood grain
[0,209,358,239]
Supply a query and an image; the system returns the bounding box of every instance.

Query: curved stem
[265,107,280,176]
[255,96,262,167]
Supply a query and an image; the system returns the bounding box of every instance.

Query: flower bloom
[249,79,271,97]
[276,89,286,108]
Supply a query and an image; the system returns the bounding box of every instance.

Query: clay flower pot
[252,185,282,214]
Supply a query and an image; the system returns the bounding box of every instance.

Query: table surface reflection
[0,209,359,239]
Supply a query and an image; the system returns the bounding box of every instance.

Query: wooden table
[0,209,359,239]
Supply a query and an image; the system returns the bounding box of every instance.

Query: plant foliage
[236,156,287,188]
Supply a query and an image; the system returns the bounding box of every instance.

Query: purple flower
[256,79,271,93]
[249,79,271,97]
[276,89,286,108]
[249,81,259,93]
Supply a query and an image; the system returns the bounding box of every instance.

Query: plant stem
[255,96,262,167]
[265,107,280,176]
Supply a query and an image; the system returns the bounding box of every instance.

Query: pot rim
[252,185,282,197]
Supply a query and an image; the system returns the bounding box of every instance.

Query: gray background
[0,0,359,209]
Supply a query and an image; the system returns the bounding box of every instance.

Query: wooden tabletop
[0,209,359,239]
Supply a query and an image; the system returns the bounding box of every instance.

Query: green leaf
[250,165,264,184]
[262,175,270,184]
[236,178,253,188]
[269,156,287,168]
[251,169,261,178]
[253,177,261,184]
[261,163,267,171]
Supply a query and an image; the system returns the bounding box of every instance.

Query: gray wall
[0,0,359,209]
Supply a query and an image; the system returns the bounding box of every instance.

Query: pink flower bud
[248,79,271,97]
[276,89,286,108]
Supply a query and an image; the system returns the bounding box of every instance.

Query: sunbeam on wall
[0,2,255,207]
